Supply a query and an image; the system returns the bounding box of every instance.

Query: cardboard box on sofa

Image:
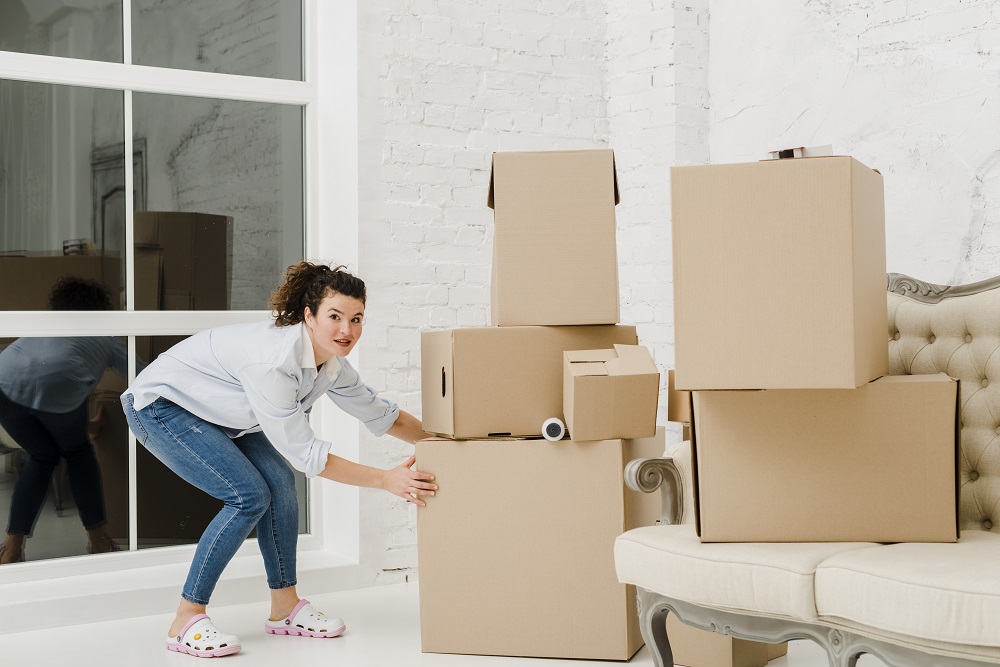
[692,373,960,543]
[563,344,659,441]
[421,324,637,439]
[415,429,666,660]
[671,156,887,390]
[488,149,620,326]
[666,615,787,667]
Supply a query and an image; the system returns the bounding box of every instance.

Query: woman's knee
[233,478,272,519]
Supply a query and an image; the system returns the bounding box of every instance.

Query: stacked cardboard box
[670,155,960,544]
[417,150,663,660]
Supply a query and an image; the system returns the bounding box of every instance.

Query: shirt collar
[299,322,341,377]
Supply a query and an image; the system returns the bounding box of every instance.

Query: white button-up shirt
[126,320,398,477]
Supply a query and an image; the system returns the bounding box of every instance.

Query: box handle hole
[441,366,446,398]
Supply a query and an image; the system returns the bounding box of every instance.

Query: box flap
[609,344,657,375]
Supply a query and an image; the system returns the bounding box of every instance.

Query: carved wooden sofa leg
[636,587,996,667]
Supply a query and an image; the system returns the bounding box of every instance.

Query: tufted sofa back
[887,274,1000,535]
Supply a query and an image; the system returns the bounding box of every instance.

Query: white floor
[0,582,887,667]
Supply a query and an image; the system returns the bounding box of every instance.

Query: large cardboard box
[422,325,637,439]
[666,615,788,667]
[488,149,620,326]
[563,344,659,441]
[671,156,887,390]
[692,374,960,543]
[416,430,665,659]
[134,211,232,310]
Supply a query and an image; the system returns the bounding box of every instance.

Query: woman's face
[304,290,365,364]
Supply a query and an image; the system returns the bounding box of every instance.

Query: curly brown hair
[270,261,366,327]
[49,276,114,311]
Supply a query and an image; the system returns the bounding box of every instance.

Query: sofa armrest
[624,456,684,526]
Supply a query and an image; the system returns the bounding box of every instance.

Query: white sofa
[615,273,1000,666]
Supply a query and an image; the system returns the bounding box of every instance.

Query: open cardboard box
[563,344,659,441]
[488,149,620,326]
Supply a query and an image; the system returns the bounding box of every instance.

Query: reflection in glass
[0,278,129,564]
[0,80,126,309]
[132,93,304,310]
[131,0,302,80]
[133,336,308,549]
[0,0,123,63]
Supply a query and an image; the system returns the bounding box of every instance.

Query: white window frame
[0,0,361,589]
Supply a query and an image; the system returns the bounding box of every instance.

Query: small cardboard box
[421,325,637,439]
[692,373,960,543]
[563,344,659,441]
[416,430,666,660]
[667,615,788,667]
[671,156,887,390]
[667,369,691,424]
[134,211,232,310]
[488,149,620,326]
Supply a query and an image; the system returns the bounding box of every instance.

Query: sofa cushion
[815,529,1000,647]
[614,524,878,621]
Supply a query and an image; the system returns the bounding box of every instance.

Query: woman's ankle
[168,602,208,638]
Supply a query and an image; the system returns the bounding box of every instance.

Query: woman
[121,261,435,658]
[0,276,124,564]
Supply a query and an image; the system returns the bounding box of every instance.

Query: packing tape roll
[542,417,565,442]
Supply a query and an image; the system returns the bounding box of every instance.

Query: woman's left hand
[382,454,437,507]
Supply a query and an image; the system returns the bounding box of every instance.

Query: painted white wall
[707,0,1000,286]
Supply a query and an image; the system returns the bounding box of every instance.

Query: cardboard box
[692,373,960,543]
[488,149,620,326]
[671,156,887,390]
[667,369,691,424]
[0,254,122,310]
[416,429,665,659]
[563,344,659,441]
[666,615,787,667]
[134,211,232,310]
[421,325,637,439]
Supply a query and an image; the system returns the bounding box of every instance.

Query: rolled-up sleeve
[327,358,399,436]
[238,363,333,477]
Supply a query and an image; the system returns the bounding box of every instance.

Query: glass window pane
[0,80,126,310]
[131,0,302,81]
[132,93,304,310]
[0,336,131,562]
[0,0,123,63]
[134,335,308,549]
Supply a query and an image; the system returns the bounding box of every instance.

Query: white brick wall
[358,0,611,583]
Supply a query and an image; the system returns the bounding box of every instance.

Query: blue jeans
[0,389,107,535]
[122,394,298,605]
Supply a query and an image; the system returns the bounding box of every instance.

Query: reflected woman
[0,276,125,564]
[121,261,434,659]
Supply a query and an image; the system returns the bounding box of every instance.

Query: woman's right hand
[382,454,437,507]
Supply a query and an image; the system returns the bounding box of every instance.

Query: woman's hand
[382,454,437,507]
